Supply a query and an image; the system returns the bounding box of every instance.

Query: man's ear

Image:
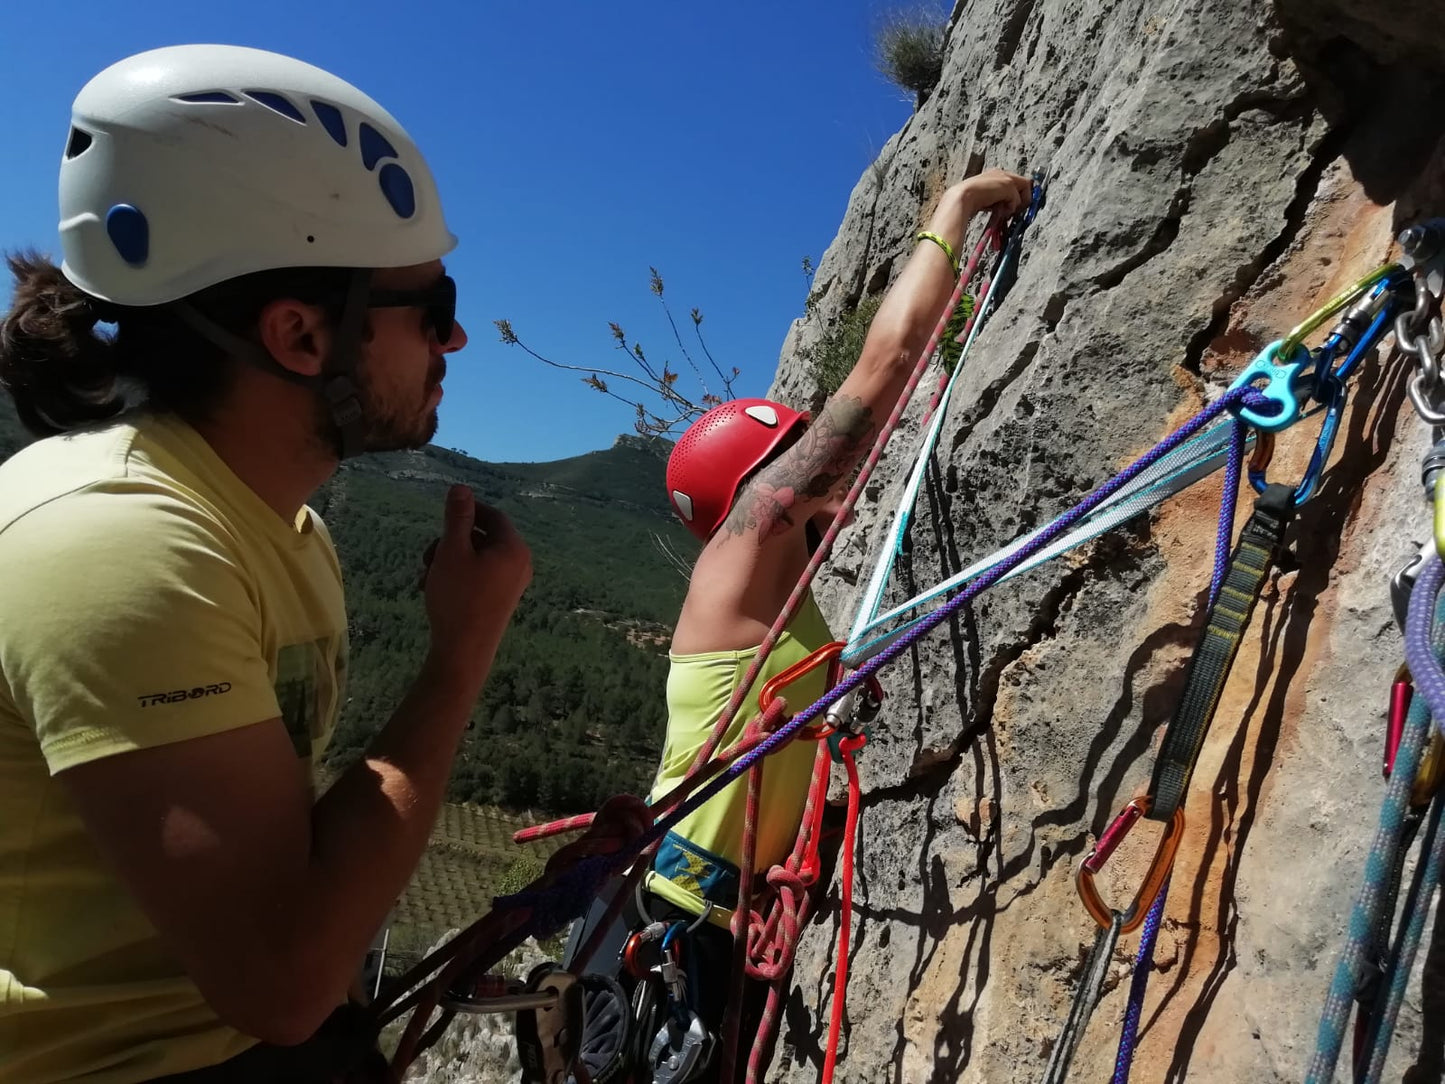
[256,299,333,379]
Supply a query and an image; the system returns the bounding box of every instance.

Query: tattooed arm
[673,168,1031,653]
[720,393,875,540]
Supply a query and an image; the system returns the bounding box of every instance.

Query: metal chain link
[1398,267,1445,427]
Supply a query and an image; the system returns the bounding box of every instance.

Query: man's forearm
[290,650,493,1006]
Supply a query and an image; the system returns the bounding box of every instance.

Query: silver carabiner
[1392,540,1435,633]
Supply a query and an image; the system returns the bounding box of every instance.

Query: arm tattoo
[722,395,875,538]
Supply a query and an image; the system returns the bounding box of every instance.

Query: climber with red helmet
[0,45,535,1083]
[562,167,1033,1083]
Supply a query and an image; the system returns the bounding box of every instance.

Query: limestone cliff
[764,1,1445,1081]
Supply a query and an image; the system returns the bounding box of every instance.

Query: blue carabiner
[1229,341,1310,431]
[1024,169,1048,225]
[1249,370,1347,505]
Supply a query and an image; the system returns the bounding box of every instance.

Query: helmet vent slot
[64,128,93,160]
[244,90,306,124]
[359,123,398,170]
[311,100,348,147]
[175,91,240,104]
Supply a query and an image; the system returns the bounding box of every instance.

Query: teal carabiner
[1228,341,1311,432]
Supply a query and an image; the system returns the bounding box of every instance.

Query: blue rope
[1306,553,1445,1082]
[1361,783,1445,1082]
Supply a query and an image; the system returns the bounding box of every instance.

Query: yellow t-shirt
[0,412,349,1084]
[645,593,832,924]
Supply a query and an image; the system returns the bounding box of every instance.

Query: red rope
[513,705,786,847]
[718,703,780,1083]
[745,743,834,1083]
[517,210,997,851]
[377,796,652,1077]
[677,211,994,780]
[822,735,866,1084]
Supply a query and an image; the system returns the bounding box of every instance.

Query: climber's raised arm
[718,168,1032,545]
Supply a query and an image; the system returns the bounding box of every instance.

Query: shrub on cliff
[875,7,948,107]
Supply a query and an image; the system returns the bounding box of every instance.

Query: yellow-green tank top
[645,591,832,923]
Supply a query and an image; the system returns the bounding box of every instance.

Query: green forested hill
[0,399,693,813]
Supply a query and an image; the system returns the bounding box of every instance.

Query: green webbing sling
[1147,483,1297,822]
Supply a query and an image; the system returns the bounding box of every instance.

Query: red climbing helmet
[667,398,811,540]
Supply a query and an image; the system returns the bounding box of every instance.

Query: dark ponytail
[0,251,125,435]
[0,253,355,438]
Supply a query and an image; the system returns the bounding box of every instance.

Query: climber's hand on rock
[923,169,1033,251]
[957,168,1033,217]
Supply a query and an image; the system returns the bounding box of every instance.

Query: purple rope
[495,388,1274,943]
[1113,876,1169,1082]
[1407,553,1445,725]
[1207,422,1248,608]
[1110,419,1246,1083]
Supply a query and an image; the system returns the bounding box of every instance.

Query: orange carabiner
[1076,796,1185,934]
[1247,429,1275,476]
[757,641,846,740]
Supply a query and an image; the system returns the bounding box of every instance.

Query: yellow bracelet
[916,230,959,275]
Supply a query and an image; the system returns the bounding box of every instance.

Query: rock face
[763,1,1445,1081]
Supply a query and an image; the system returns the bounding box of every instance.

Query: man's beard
[360,405,438,452]
[323,356,443,454]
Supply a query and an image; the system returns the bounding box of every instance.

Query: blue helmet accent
[311,100,347,146]
[245,91,306,123]
[378,163,415,219]
[105,204,149,266]
[358,122,397,170]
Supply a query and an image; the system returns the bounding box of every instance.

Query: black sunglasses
[366,274,457,344]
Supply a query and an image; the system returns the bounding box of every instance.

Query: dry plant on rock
[496,268,740,439]
[874,5,948,108]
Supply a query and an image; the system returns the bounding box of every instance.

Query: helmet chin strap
[170,268,372,459]
[322,270,371,460]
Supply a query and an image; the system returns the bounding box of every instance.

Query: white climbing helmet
[58,44,457,306]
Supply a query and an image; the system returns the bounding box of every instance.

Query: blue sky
[0,1,932,462]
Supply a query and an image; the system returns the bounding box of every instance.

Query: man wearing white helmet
[0,45,531,1082]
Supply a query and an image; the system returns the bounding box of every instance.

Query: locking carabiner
[1321,271,1411,384]
[1076,796,1185,934]
[1277,263,1402,361]
[757,641,847,740]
